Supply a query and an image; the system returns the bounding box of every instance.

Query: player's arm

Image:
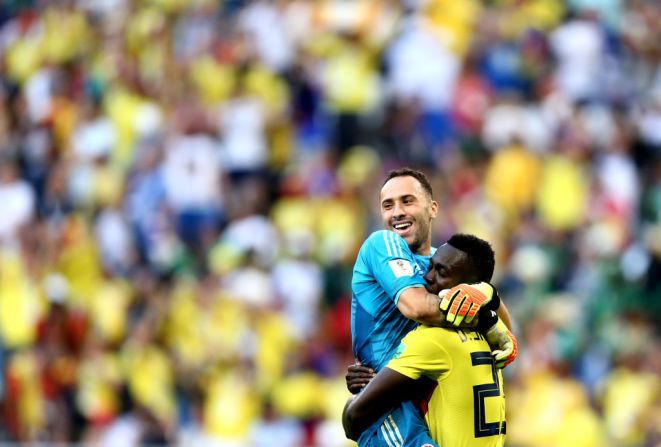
[396,286,445,326]
[367,231,506,327]
[398,284,513,330]
[400,285,517,368]
[345,360,375,394]
[475,297,518,368]
[342,367,416,440]
[497,299,512,330]
[345,326,445,440]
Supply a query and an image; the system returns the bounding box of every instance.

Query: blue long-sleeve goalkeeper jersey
[351,230,435,371]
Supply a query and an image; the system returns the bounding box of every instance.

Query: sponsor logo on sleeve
[388,259,414,277]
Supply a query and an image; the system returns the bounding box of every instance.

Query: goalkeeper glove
[484,318,518,369]
[439,282,497,326]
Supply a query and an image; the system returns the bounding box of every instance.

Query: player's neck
[415,240,432,257]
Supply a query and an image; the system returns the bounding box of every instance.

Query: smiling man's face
[380,175,438,256]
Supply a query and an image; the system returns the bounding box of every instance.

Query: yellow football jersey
[387,326,506,447]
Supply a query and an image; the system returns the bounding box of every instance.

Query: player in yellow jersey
[386,323,507,446]
[343,234,512,447]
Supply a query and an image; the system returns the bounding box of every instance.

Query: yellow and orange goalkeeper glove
[484,318,518,369]
[439,282,496,326]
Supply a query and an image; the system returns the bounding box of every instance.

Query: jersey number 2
[471,351,505,438]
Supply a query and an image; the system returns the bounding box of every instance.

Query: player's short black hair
[447,234,495,282]
[382,168,433,199]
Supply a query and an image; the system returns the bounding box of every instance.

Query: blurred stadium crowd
[0,0,660,446]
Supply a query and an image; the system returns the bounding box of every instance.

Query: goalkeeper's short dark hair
[382,168,433,199]
[447,234,495,282]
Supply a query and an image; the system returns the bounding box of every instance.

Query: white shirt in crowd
[550,18,605,101]
[162,134,223,212]
[239,0,294,72]
[0,173,35,244]
[385,15,460,111]
[219,97,268,173]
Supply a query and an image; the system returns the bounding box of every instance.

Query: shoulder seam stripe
[383,231,393,257]
[389,231,404,258]
[387,415,404,445]
[380,423,397,447]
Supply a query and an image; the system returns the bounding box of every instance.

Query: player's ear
[430,199,438,218]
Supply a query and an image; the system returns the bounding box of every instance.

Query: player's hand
[345,361,375,394]
[484,319,518,368]
[439,282,496,326]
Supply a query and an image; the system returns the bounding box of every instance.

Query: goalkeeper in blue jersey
[349,168,516,447]
[344,234,512,447]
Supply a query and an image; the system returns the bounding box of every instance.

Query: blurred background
[0,0,660,446]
